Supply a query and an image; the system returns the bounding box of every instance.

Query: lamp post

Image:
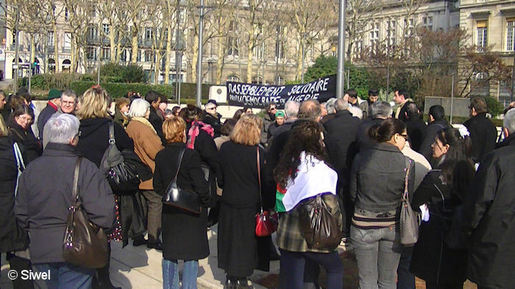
[13,5,20,93]
[176,0,184,104]
[195,0,205,107]
[336,0,346,99]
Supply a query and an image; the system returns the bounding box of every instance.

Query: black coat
[0,136,28,253]
[463,113,497,163]
[15,143,115,264]
[323,110,360,190]
[202,112,222,139]
[419,120,448,162]
[406,118,426,152]
[77,118,134,167]
[8,120,42,164]
[154,143,211,261]
[148,106,165,144]
[356,118,383,152]
[411,170,467,286]
[217,141,270,277]
[37,103,58,140]
[463,136,515,289]
[187,123,221,194]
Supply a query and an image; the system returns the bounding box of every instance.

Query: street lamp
[196,0,205,107]
[336,0,346,99]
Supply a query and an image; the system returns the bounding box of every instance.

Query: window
[12,30,16,45]
[275,26,284,59]
[477,20,488,48]
[354,40,363,55]
[387,20,396,46]
[103,24,110,35]
[370,22,379,51]
[144,50,152,62]
[48,32,54,47]
[86,47,97,60]
[101,47,110,60]
[121,49,127,62]
[404,18,415,37]
[507,20,515,51]
[422,16,433,31]
[145,27,153,41]
[227,21,238,56]
[88,26,98,41]
[65,8,69,20]
[64,33,71,50]
[254,43,264,60]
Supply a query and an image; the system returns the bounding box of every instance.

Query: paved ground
[1,225,478,289]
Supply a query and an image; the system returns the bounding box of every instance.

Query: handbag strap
[256,146,263,213]
[172,148,186,183]
[72,157,82,203]
[13,142,25,197]
[403,157,411,200]
[108,121,116,145]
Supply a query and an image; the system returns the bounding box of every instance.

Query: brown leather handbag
[63,158,108,268]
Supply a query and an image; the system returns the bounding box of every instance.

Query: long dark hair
[436,127,474,200]
[274,120,328,188]
[368,118,406,143]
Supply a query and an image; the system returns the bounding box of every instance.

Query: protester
[76,86,133,289]
[267,110,285,144]
[419,105,449,162]
[463,97,497,164]
[243,106,253,114]
[214,118,237,150]
[145,90,165,143]
[126,99,164,250]
[274,120,343,289]
[410,127,474,289]
[218,114,271,288]
[233,109,245,121]
[350,118,415,289]
[154,116,213,289]
[114,97,130,128]
[202,99,222,138]
[261,103,277,146]
[37,88,61,140]
[393,89,414,123]
[367,89,379,110]
[15,114,115,289]
[321,98,337,124]
[8,104,42,164]
[463,108,515,289]
[356,101,392,151]
[16,89,40,138]
[59,89,78,114]
[171,105,181,116]
[404,102,426,152]
[347,89,369,119]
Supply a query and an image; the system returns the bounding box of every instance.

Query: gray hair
[504,108,515,134]
[298,100,321,120]
[334,98,349,112]
[44,114,80,144]
[129,98,150,118]
[284,100,300,119]
[325,98,337,114]
[61,89,77,99]
[370,101,392,119]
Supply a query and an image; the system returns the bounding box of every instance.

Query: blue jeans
[279,249,343,289]
[162,259,198,289]
[32,262,94,289]
[351,225,402,289]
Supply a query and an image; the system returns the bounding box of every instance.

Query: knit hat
[48,89,62,100]
[207,99,218,107]
[275,110,285,118]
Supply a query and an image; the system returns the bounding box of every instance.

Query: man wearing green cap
[37,88,61,140]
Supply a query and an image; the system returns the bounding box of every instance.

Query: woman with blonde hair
[76,85,133,289]
[154,116,213,289]
[126,98,164,250]
[218,114,272,289]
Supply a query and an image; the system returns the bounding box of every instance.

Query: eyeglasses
[399,133,408,140]
[62,101,75,105]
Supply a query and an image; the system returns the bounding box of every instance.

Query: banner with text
[226,75,337,108]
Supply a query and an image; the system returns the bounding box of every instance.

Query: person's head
[393,89,408,105]
[469,96,488,117]
[16,88,33,104]
[230,114,262,146]
[274,120,327,188]
[180,104,203,123]
[11,104,34,130]
[60,89,77,114]
[432,127,471,161]
[44,113,80,146]
[159,98,168,112]
[129,98,151,119]
[243,106,253,114]
[233,109,244,120]
[405,102,420,120]
[171,106,181,116]
[370,101,392,119]
[320,103,328,117]
[325,98,337,114]
[145,90,162,109]
[77,86,111,119]
[298,100,322,122]
[428,105,445,123]
[220,118,237,136]
[275,110,285,125]
[334,98,349,112]
[163,116,187,143]
[368,89,379,103]
[368,118,407,150]
[346,89,358,104]
[115,97,131,115]
[164,109,174,119]
[503,108,515,138]
[0,90,6,110]
[267,103,277,116]
[48,88,62,106]
[284,100,300,120]
[205,101,217,117]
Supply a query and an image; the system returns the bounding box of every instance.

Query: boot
[132,235,147,247]
[146,235,163,251]
[236,278,254,289]
[92,245,122,289]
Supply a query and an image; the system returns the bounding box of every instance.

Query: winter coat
[419,120,448,162]
[36,102,58,140]
[15,143,115,264]
[8,120,42,164]
[154,143,212,261]
[464,135,515,289]
[0,136,28,253]
[463,113,497,163]
[78,118,134,168]
[148,106,165,144]
[217,141,271,277]
[126,119,164,190]
[406,117,426,152]
[202,112,222,139]
[261,113,275,146]
[356,118,383,151]
[410,170,467,286]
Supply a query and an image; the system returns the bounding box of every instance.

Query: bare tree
[345,0,380,61]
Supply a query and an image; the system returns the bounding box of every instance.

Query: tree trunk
[296,39,303,81]
[216,33,224,84]
[131,29,139,64]
[30,35,35,64]
[53,21,59,72]
[247,37,254,82]
[109,26,116,63]
[191,35,199,83]
[116,31,122,63]
[164,25,172,85]
[154,49,161,85]
[70,36,76,72]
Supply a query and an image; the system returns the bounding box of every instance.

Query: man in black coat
[463,97,497,164]
[464,109,515,289]
[202,99,222,138]
[356,101,392,151]
[37,88,61,140]
[145,90,165,144]
[404,102,426,152]
[419,105,448,162]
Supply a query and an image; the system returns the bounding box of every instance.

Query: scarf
[282,151,338,211]
[187,120,214,149]
[131,117,157,135]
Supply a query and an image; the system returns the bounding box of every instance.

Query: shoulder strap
[172,148,186,183]
[403,157,411,197]
[72,157,81,203]
[108,121,115,145]
[13,142,25,197]
[257,146,263,212]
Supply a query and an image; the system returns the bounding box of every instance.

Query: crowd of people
[0,85,514,289]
